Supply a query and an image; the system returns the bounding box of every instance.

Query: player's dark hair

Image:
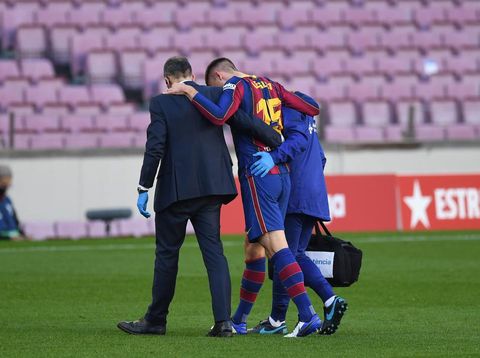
[205,57,237,85]
[163,56,192,79]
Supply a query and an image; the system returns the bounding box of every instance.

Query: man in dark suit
[117,56,281,337]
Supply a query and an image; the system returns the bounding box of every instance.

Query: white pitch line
[0,234,479,254]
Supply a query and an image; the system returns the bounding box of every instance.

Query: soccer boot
[207,321,233,338]
[319,296,348,335]
[284,314,322,338]
[248,317,288,335]
[117,318,166,335]
[231,320,247,335]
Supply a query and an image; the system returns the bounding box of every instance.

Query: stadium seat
[444,52,480,77]
[74,103,103,116]
[381,75,418,101]
[0,86,24,110]
[24,84,59,109]
[376,3,413,27]
[311,26,350,52]
[312,2,348,27]
[362,100,392,127]
[50,25,78,65]
[347,26,383,54]
[8,103,35,119]
[129,112,150,132]
[173,3,210,31]
[463,100,480,124]
[34,4,70,28]
[173,30,208,54]
[115,219,153,237]
[107,103,135,115]
[61,115,96,133]
[20,59,55,83]
[86,50,118,84]
[138,26,174,55]
[324,126,356,143]
[1,4,38,50]
[381,25,416,51]
[312,79,349,102]
[204,27,247,52]
[133,2,177,29]
[99,132,134,148]
[42,103,70,117]
[327,101,358,126]
[429,100,460,125]
[413,3,448,29]
[22,115,61,133]
[16,25,48,58]
[100,7,135,29]
[13,133,32,150]
[376,52,413,77]
[67,6,102,29]
[278,26,313,53]
[243,26,279,55]
[188,50,217,77]
[415,125,445,141]
[23,222,56,240]
[344,5,377,28]
[395,101,425,125]
[355,126,385,142]
[90,84,125,107]
[205,5,243,28]
[95,114,129,132]
[86,220,108,238]
[65,133,100,149]
[0,60,21,82]
[70,32,105,77]
[56,221,88,239]
[30,133,65,149]
[447,2,480,26]
[445,124,478,141]
[313,52,349,79]
[444,26,480,51]
[242,52,279,78]
[238,3,281,28]
[277,7,311,30]
[105,26,142,53]
[347,80,382,102]
[274,53,314,79]
[58,85,92,106]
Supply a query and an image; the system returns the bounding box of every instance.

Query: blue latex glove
[137,192,151,218]
[250,152,275,177]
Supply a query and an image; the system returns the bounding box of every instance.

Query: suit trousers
[144,195,231,325]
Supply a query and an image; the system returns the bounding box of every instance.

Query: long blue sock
[297,254,335,303]
[270,269,290,322]
[271,248,315,322]
[232,257,266,324]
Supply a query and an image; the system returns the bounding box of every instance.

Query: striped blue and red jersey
[191,75,320,173]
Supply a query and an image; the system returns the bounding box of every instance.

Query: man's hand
[137,192,151,218]
[250,152,275,178]
[164,83,198,99]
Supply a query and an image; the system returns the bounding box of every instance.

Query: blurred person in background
[0,165,25,241]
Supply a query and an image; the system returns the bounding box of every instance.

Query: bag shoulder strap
[314,221,333,237]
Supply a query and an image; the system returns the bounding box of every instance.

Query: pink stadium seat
[16,25,47,58]
[188,50,217,77]
[23,222,56,240]
[105,27,142,52]
[242,52,279,78]
[174,3,210,30]
[344,55,377,77]
[8,104,35,119]
[25,84,58,109]
[132,132,146,148]
[347,27,383,54]
[376,3,413,27]
[129,112,150,132]
[430,100,459,125]
[0,86,24,110]
[0,60,21,82]
[23,115,61,133]
[312,80,348,102]
[2,4,38,50]
[95,114,129,132]
[13,133,31,150]
[285,76,315,95]
[355,126,385,142]
[239,3,281,27]
[108,103,135,116]
[115,218,153,237]
[173,30,207,54]
[206,6,243,28]
[119,49,148,89]
[328,101,357,126]
[445,124,478,141]
[142,53,173,101]
[445,52,479,77]
[376,53,413,77]
[344,5,377,27]
[74,103,103,116]
[384,125,404,142]
[415,125,445,141]
[133,2,177,29]
[20,59,54,82]
[65,133,100,149]
[324,126,356,143]
[278,26,313,53]
[38,77,65,90]
[274,53,313,79]
[444,26,480,51]
[58,85,91,106]
[138,27,174,55]
[86,50,117,84]
[447,81,479,100]
[86,221,107,237]
[30,133,65,149]
[411,29,445,52]
[67,7,102,29]
[415,79,448,101]
[313,54,346,79]
[101,8,134,29]
[381,75,418,101]
[70,32,105,77]
[312,26,349,52]
[35,5,70,28]
[396,101,425,125]
[56,221,88,239]
[463,100,480,124]
[347,80,381,101]
[99,132,134,148]
[278,7,311,30]
[90,84,125,107]
[381,25,416,51]
[244,26,279,54]
[204,27,246,52]
[42,103,70,117]
[312,2,348,27]
[447,3,480,26]
[61,115,96,133]
[362,100,392,126]
[414,4,448,28]
[50,25,78,65]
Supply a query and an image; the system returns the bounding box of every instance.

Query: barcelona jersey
[191,75,319,173]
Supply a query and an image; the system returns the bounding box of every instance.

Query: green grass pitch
[1,231,479,357]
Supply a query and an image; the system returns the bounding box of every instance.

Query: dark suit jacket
[139,81,281,212]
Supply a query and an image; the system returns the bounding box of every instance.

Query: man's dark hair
[163,56,192,79]
[205,57,237,85]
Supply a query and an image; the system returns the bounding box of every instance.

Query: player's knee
[244,241,265,262]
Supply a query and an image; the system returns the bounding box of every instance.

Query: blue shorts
[239,172,291,242]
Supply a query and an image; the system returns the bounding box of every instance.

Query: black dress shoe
[207,320,233,337]
[117,318,166,335]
